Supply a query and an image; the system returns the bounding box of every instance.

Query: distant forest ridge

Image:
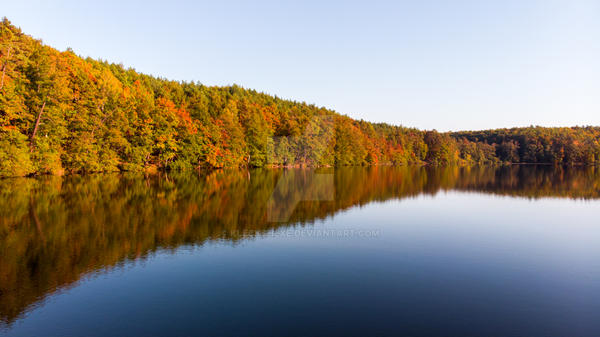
[1,19,599,177]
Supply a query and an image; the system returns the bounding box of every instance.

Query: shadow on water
[1,165,599,326]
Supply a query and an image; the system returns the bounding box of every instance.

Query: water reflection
[0,165,599,326]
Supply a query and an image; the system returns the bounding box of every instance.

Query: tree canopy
[1,19,599,177]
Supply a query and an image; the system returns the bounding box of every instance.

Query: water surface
[1,166,600,336]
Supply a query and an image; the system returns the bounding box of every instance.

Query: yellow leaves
[122,86,131,100]
[155,134,178,152]
[98,68,122,94]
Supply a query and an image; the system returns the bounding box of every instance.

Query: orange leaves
[260,103,277,128]
[157,96,176,112]
[177,108,197,134]
[366,146,380,165]
[204,143,223,168]
[156,97,197,134]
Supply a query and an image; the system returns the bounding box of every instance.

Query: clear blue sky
[4,0,599,131]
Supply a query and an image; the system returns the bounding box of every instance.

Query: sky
[3,0,599,131]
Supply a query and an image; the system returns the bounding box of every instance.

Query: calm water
[1,166,600,337]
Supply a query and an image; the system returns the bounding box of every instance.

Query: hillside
[1,19,599,177]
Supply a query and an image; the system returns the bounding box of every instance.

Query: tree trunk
[90,103,106,138]
[0,45,11,91]
[29,196,46,242]
[30,100,46,150]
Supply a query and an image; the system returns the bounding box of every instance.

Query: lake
[1,166,600,337]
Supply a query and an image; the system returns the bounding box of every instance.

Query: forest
[1,19,600,177]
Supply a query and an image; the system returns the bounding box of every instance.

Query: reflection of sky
[6,192,600,337]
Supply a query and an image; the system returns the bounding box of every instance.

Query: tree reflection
[1,165,599,325]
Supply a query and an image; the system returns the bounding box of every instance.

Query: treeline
[1,19,599,177]
[453,127,600,165]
